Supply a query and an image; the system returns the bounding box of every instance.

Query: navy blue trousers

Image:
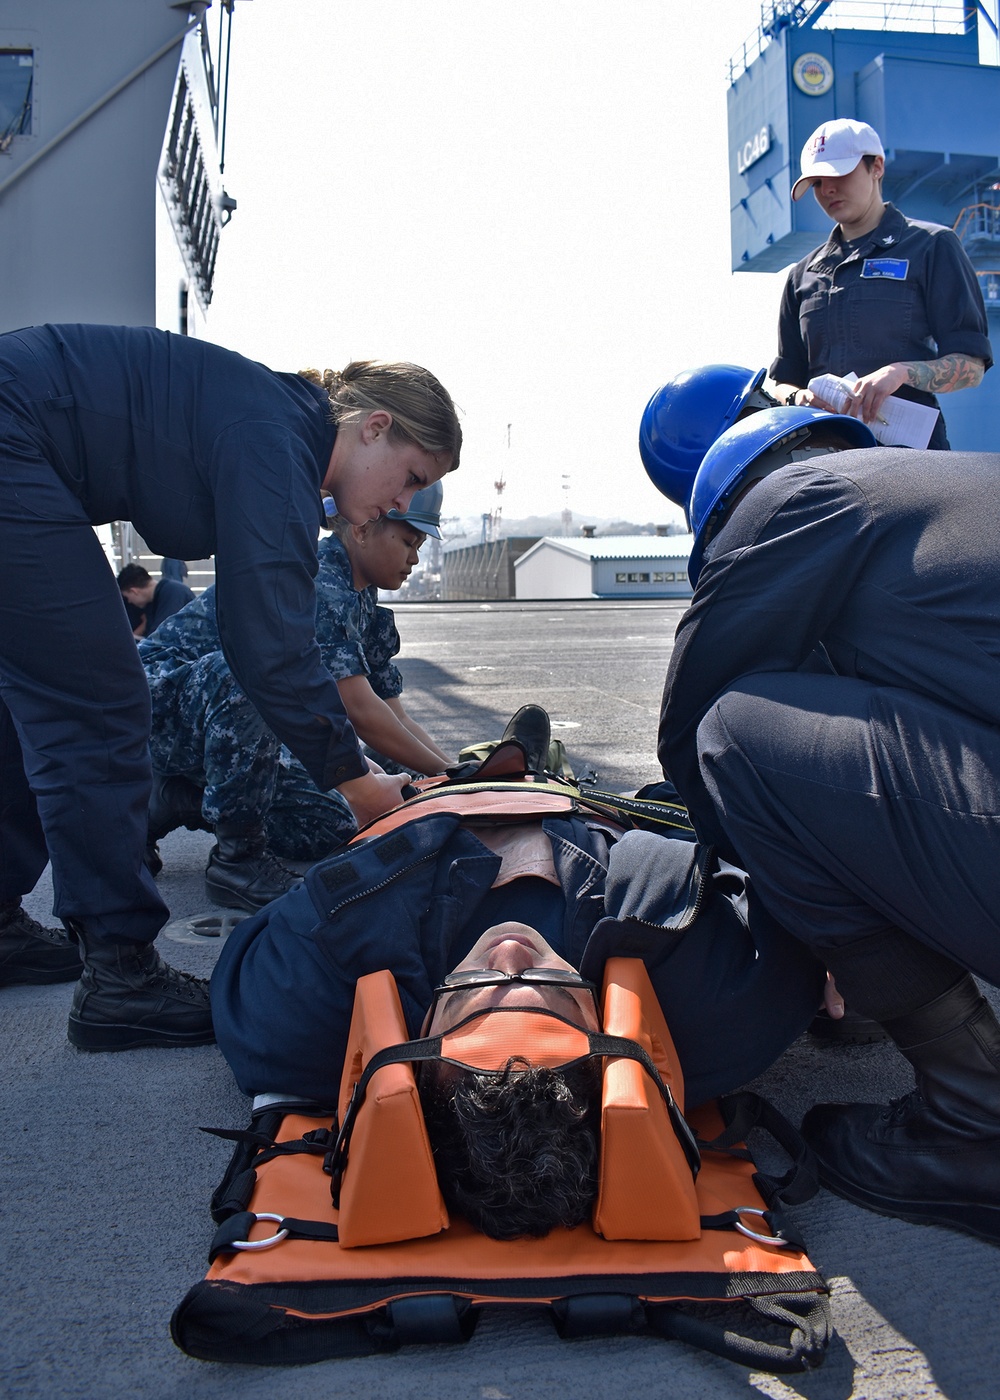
[0,408,166,943]
[697,673,1000,987]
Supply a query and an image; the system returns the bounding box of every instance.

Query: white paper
[806,373,939,450]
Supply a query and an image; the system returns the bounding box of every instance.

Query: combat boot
[204,820,301,912]
[67,927,214,1051]
[808,1007,888,1045]
[148,772,209,838]
[146,773,210,875]
[0,902,83,986]
[500,705,552,774]
[803,974,1000,1244]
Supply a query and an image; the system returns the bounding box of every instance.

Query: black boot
[204,821,301,912]
[808,1007,889,1045]
[500,705,551,773]
[0,902,83,986]
[146,773,210,875]
[67,927,214,1051]
[148,773,209,839]
[803,975,1000,1243]
[146,773,210,877]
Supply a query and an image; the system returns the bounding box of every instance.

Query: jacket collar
[808,203,907,272]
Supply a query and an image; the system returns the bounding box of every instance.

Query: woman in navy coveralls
[770,119,992,447]
[0,324,460,1050]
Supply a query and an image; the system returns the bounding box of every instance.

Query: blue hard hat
[686,406,877,587]
[639,364,772,507]
[386,479,443,538]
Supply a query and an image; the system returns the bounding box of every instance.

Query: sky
[204,0,787,529]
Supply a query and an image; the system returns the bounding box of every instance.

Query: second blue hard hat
[686,407,877,587]
[639,364,774,506]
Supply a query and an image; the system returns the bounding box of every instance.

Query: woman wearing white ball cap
[770,117,992,447]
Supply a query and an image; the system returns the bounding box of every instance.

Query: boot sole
[807,1021,890,1046]
[67,1015,216,1052]
[204,880,265,914]
[819,1161,1000,1244]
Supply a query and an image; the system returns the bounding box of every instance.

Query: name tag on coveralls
[861,258,909,280]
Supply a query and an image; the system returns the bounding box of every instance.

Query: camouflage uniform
[139,535,404,859]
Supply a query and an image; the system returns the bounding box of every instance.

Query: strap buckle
[228,1212,289,1251]
[732,1207,789,1247]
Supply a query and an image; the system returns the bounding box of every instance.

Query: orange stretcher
[173,953,829,1372]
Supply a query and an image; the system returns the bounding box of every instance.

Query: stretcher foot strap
[648,1292,831,1373]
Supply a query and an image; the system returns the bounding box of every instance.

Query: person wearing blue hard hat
[638,364,777,507]
[684,405,876,586]
[140,482,454,907]
[657,408,1000,1245]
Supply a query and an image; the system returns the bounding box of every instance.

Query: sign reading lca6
[736,126,770,176]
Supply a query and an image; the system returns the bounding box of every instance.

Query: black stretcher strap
[209,1198,802,1265]
[202,1124,335,1166]
[378,1294,478,1345]
[699,1091,820,1207]
[551,1292,644,1338]
[325,1021,701,1205]
[209,1212,341,1262]
[646,1290,831,1374]
[699,1208,806,1252]
[204,1118,338,1223]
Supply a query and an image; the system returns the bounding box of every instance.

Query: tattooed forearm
[904,354,985,394]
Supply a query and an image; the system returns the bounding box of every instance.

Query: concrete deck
[5,599,998,1399]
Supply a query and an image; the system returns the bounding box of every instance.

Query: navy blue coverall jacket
[211,813,822,1108]
[658,447,1000,987]
[770,204,992,450]
[0,324,365,943]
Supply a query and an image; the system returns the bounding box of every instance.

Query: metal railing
[952,203,1000,303]
[158,11,238,309]
[729,1,976,82]
[976,270,1000,302]
[954,200,1000,242]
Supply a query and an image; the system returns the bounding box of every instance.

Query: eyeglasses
[428,968,599,1024]
[441,968,594,990]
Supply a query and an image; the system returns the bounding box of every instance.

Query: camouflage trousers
[145,653,356,859]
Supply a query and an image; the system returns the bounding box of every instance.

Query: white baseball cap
[791,118,885,201]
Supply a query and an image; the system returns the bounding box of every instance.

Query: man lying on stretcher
[211,716,825,1239]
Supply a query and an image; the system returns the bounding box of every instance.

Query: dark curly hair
[419,1056,600,1241]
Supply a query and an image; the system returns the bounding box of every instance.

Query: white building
[514,534,694,601]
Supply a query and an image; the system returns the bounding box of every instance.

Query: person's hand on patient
[338,763,411,827]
